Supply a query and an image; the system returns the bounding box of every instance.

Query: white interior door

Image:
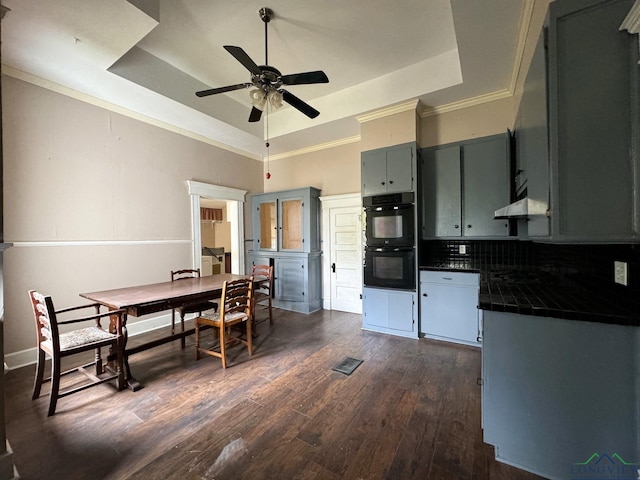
[328,205,363,313]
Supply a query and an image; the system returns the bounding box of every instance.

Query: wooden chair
[194,277,254,368]
[170,268,218,348]
[251,264,273,326]
[29,290,125,416]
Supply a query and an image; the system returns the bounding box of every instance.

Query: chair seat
[200,311,248,324]
[54,326,117,351]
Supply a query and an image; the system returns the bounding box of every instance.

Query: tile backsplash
[420,240,640,292]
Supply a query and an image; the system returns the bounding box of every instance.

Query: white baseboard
[4,312,178,371]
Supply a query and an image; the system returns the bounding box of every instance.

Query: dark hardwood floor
[5,309,545,480]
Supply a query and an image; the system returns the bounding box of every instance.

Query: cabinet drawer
[420,270,479,286]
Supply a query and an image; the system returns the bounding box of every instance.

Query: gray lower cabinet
[249,252,322,314]
[482,311,639,480]
[361,142,415,196]
[419,271,480,346]
[421,133,511,239]
[362,287,417,338]
[519,0,640,242]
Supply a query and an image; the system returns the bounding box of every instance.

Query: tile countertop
[420,266,640,327]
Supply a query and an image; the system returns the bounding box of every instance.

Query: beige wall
[262,141,361,196]
[2,76,263,358]
[420,96,517,148]
[360,109,417,151]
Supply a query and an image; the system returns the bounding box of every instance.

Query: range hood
[494,198,548,219]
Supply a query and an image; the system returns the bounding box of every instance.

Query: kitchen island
[479,273,640,480]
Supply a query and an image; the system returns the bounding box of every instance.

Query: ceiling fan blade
[196,83,251,97]
[281,70,329,86]
[281,89,320,119]
[249,106,263,122]
[223,45,262,76]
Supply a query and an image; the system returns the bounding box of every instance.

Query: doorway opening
[187,180,247,275]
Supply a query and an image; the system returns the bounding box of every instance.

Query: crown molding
[1,64,262,161]
[621,0,640,32]
[266,135,361,161]
[620,0,640,63]
[356,99,420,124]
[509,0,536,93]
[419,89,513,118]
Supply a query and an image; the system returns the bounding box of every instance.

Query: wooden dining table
[80,273,250,391]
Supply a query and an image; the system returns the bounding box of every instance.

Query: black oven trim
[363,246,416,290]
[363,191,414,208]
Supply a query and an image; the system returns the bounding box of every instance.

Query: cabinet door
[549,0,639,240]
[253,196,277,251]
[362,288,414,332]
[279,196,304,251]
[361,150,388,196]
[421,145,462,238]
[387,290,415,333]
[462,135,510,237]
[420,282,479,344]
[362,287,389,328]
[385,144,413,193]
[519,29,550,238]
[275,257,305,302]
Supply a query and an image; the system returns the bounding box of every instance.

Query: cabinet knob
[467,225,472,228]
[454,225,460,229]
[381,181,386,185]
[389,180,394,184]
[422,293,428,297]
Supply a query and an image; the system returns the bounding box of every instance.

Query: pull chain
[265,102,271,179]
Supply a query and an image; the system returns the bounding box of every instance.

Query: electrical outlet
[614,261,628,286]
[459,245,467,254]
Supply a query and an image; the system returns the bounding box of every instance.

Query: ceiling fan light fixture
[267,90,283,109]
[195,6,328,122]
[249,88,266,110]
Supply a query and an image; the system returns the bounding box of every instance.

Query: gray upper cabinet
[251,187,321,253]
[516,28,550,238]
[361,143,415,196]
[421,133,511,239]
[463,137,511,237]
[421,145,462,237]
[521,0,640,242]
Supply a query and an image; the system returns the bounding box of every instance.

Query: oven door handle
[366,247,414,252]
[364,204,413,212]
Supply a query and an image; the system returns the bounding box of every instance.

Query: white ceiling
[0,0,532,159]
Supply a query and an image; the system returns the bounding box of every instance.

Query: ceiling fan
[195,7,329,123]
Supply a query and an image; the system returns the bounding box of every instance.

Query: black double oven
[363,191,416,290]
